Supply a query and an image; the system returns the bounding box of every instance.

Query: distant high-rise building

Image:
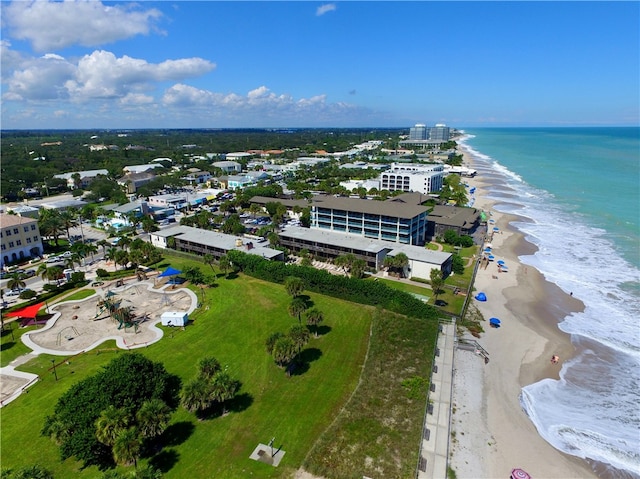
[429,124,450,141]
[409,123,428,141]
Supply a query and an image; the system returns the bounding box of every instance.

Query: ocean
[459,127,640,478]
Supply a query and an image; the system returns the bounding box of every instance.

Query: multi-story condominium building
[409,123,428,140]
[429,124,450,141]
[279,226,452,278]
[379,163,444,195]
[402,123,451,149]
[0,213,43,267]
[311,195,429,245]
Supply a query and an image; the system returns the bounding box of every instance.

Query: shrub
[19,290,37,300]
[96,269,109,278]
[70,272,86,283]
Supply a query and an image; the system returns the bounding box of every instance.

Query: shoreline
[449,145,597,478]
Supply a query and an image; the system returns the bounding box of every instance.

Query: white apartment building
[53,169,109,189]
[0,213,43,267]
[379,163,444,195]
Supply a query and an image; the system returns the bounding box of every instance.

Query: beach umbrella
[475,292,487,302]
[493,227,500,231]
[489,317,501,327]
[497,260,505,265]
[510,469,531,479]
[484,248,492,253]
[488,255,495,261]
[489,219,495,224]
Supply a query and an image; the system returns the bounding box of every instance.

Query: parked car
[5,290,21,297]
[61,251,73,258]
[21,269,36,278]
[46,256,62,264]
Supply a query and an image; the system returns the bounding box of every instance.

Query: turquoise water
[460,127,640,477]
[464,127,639,267]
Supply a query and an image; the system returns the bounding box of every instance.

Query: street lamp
[51,359,58,381]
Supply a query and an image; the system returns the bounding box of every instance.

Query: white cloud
[3,52,76,101]
[119,93,155,106]
[316,4,336,16]
[3,0,164,52]
[2,49,215,102]
[65,50,215,100]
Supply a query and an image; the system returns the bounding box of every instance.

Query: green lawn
[0,272,373,478]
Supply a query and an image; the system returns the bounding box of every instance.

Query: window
[27,238,32,243]
[5,230,11,236]
[0,245,4,250]
[31,225,36,230]
[33,236,38,241]
[16,240,22,246]
[24,226,29,232]
[9,242,14,247]
[13,228,18,234]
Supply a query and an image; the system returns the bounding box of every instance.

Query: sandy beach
[449,148,598,478]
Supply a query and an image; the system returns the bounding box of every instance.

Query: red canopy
[5,302,44,319]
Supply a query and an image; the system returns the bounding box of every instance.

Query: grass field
[1,250,443,478]
[1,270,374,478]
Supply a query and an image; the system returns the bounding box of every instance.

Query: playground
[21,281,197,355]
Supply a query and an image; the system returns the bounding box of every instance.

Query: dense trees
[382,253,409,278]
[41,353,180,469]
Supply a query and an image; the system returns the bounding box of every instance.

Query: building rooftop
[0,213,38,227]
[279,226,451,264]
[427,205,480,228]
[154,225,282,260]
[312,195,428,219]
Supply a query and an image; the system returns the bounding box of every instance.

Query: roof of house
[53,169,108,180]
[249,196,310,209]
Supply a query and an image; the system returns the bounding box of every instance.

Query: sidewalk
[417,321,456,478]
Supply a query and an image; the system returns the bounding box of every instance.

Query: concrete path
[417,321,456,478]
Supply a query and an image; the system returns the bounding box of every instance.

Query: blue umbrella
[488,255,495,261]
[484,248,492,253]
[497,260,505,265]
[493,227,500,231]
[159,266,182,278]
[475,292,487,302]
[489,317,501,326]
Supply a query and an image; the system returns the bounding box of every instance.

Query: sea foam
[459,136,640,477]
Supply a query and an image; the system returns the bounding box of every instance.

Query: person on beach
[551,355,559,364]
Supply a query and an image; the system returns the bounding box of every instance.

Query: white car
[46,256,61,263]
[5,290,21,297]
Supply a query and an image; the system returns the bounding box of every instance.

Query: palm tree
[288,324,310,354]
[198,356,221,380]
[59,208,79,241]
[203,254,216,274]
[334,253,356,275]
[95,405,130,447]
[136,399,171,439]
[272,336,296,372]
[117,235,131,251]
[181,378,212,413]
[104,248,119,271]
[350,258,366,279]
[141,215,158,233]
[114,250,129,271]
[265,332,284,354]
[267,231,279,248]
[306,308,324,337]
[7,273,26,293]
[128,250,145,270]
[288,297,308,324]
[38,209,64,246]
[249,203,261,219]
[284,276,305,298]
[218,254,231,277]
[430,268,445,304]
[97,239,110,255]
[48,266,64,286]
[210,371,240,414]
[112,427,142,468]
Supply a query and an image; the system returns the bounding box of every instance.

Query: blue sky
[1,1,638,129]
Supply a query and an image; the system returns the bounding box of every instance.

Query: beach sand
[448,150,597,478]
